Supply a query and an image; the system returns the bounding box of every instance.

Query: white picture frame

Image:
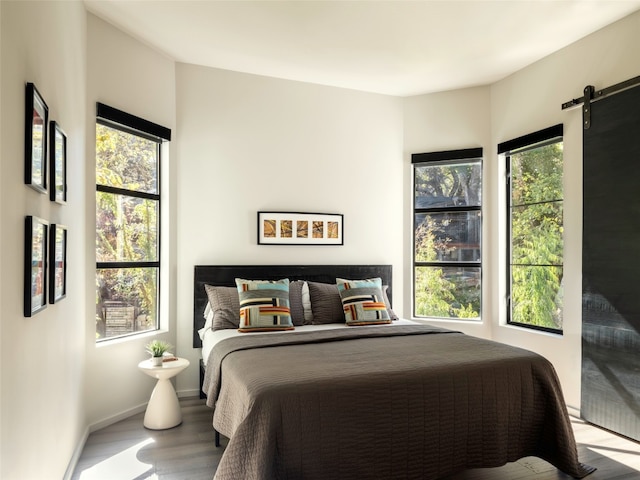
[257,211,343,245]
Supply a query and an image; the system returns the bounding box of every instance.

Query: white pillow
[198,303,215,340]
[301,281,313,324]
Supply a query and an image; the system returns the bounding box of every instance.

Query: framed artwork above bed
[257,211,343,245]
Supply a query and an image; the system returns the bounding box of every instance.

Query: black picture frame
[49,224,67,304]
[24,216,48,317]
[25,83,49,194]
[257,211,344,245]
[49,121,67,204]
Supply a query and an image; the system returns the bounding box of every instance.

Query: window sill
[96,329,168,347]
[499,323,563,338]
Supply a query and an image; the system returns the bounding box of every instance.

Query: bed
[194,264,594,480]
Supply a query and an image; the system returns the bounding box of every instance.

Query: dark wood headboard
[193,265,392,348]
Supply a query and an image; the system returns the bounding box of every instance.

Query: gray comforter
[203,324,594,480]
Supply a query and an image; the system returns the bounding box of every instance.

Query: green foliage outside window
[414,221,456,317]
[509,142,564,330]
[96,124,159,340]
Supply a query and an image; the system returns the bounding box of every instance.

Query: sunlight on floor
[77,438,157,480]
[588,445,640,471]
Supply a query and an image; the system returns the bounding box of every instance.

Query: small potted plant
[145,339,173,366]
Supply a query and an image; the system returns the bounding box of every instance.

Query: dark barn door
[582,84,640,441]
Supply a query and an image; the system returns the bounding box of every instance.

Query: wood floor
[72,397,640,480]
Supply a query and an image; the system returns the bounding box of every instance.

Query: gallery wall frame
[49,121,67,204]
[25,83,49,194]
[24,216,48,317]
[258,211,344,245]
[49,224,67,304]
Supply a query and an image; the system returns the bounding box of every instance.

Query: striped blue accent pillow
[235,278,294,332]
[336,277,391,326]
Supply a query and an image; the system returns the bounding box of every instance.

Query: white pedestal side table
[138,357,190,430]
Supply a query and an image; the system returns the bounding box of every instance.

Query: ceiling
[84,0,640,97]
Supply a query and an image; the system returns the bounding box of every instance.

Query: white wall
[0,3,4,476]
[85,14,177,428]
[174,64,404,394]
[403,10,640,409]
[0,2,87,479]
[0,0,4,472]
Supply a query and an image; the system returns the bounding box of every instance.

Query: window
[95,104,170,341]
[501,125,563,333]
[411,148,482,319]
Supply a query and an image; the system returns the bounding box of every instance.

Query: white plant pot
[151,356,163,367]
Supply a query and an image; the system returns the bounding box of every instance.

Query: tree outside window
[507,137,564,332]
[412,150,482,320]
[96,122,161,341]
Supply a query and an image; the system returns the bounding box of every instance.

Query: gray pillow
[308,281,345,324]
[204,284,240,331]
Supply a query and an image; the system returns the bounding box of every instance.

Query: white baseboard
[567,405,581,418]
[90,402,148,433]
[178,388,201,398]
[63,426,89,480]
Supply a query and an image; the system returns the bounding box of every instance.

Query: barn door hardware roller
[561,75,640,130]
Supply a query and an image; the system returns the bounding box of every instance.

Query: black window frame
[500,124,564,334]
[95,103,170,342]
[411,148,483,320]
